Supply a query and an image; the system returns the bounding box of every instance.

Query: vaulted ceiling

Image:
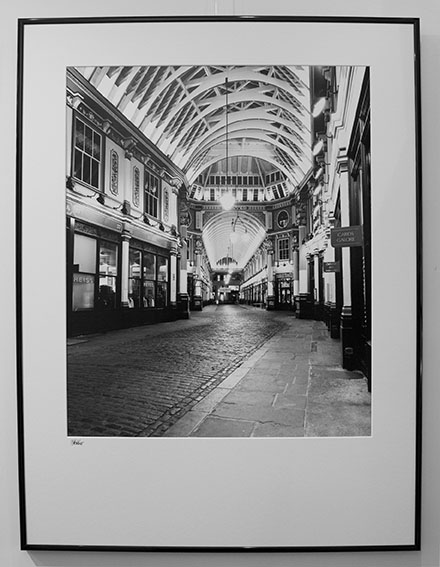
[202,210,267,272]
[77,65,313,187]
[76,65,315,271]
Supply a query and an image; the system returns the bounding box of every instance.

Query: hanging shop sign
[330,225,363,247]
[323,261,341,273]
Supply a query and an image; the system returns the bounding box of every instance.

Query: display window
[72,233,96,311]
[72,233,118,311]
[98,242,117,309]
[128,249,142,308]
[129,249,169,308]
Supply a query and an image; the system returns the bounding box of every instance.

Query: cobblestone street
[67,304,370,437]
[67,305,288,436]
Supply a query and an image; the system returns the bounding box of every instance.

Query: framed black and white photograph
[16,15,422,551]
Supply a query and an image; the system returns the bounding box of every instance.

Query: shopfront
[275,275,293,310]
[67,219,172,336]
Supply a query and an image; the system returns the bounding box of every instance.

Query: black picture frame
[16,15,422,552]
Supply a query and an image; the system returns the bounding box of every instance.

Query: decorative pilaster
[170,246,177,309]
[177,194,190,319]
[193,243,203,311]
[120,233,131,307]
[266,248,275,310]
[313,250,322,320]
[293,247,299,313]
[296,225,312,318]
[325,216,339,338]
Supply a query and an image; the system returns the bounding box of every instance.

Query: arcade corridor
[66,64,372,437]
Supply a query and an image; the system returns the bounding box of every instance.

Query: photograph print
[66,64,371,438]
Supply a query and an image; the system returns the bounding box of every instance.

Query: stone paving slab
[252,422,306,438]
[273,392,308,411]
[235,374,290,393]
[211,403,306,428]
[191,416,255,437]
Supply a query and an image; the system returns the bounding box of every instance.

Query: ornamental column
[170,244,178,311]
[297,224,311,318]
[266,239,275,310]
[337,155,354,369]
[293,246,299,312]
[193,241,203,311]
[177,192,190,319]
[313,248,321,319]
[121,231,131,307]
[325,216,339,338]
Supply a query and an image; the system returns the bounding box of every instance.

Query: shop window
[72,234,118,311]
[128,249,142,308]
[156,256,169,308]
[98,242,117,309]
[278,238,289,261]
[73,118,101,189]
[144,171,159,218]
[72,234,96,310]
[142,252,156,307]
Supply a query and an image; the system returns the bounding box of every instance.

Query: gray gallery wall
[1,0,439,566]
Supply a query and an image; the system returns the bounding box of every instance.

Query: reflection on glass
[157,256,168,282]
[97,280,116,309]
[143,281,155,307]
[99,242,117,277]
[128,278,141,308]
[74,234,96,274]
[129,249,142,308]
[129,249,141,276]
[143,252,155,279]
[72,274,94,310]
[98,242,117,309]
[156,282,167,307]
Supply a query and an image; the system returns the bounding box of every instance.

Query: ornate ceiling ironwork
[78,65,313,187]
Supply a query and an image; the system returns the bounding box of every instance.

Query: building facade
[66,69,189,337]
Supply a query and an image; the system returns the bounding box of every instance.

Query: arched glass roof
[76,64,316,269]
[77,65,313,187]
[202,210,267,271]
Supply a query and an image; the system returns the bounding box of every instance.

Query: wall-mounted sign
[330,225,363,247]
[323,261,340,273]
